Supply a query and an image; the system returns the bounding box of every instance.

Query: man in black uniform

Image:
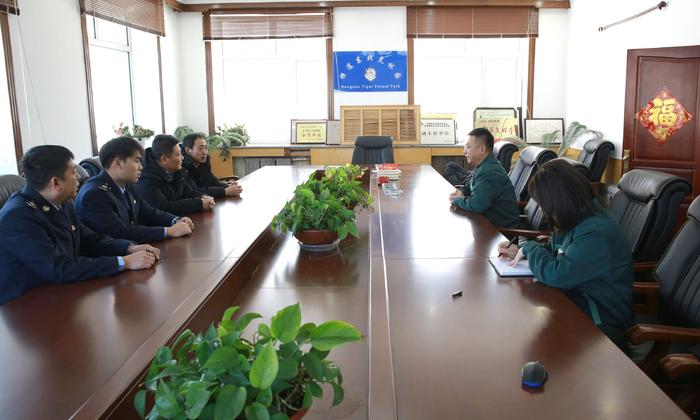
[75,136,195,244]
[181,132,242,198]
[0,145,159,305]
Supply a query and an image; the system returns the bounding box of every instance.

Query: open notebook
[489,257,534,277]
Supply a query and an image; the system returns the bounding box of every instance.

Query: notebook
[488,257,534,277]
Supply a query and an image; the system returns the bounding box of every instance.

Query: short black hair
[468,128,495,151]
[151,134,180,160]
[21,145,74,190]
[99,136,144,168]
[182,133,207,150]
[528,159,598,232]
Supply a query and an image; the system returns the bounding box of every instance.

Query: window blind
[80,0,165,36]
[203,8,333,40]
[407,7,539,38]
[0,0,18,15]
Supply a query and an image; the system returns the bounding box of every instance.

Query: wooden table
[0,165,687,419]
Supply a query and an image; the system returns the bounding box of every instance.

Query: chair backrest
[351,136,394,165]
[609,169,691,262]
[577,138,615,182]
[523,158,591,231]
[79,157,103,177]
[508,146,557,202]
[656,195,700,327]
[75,163,91,189]
[493,140,518,173]
[0,174,25,209]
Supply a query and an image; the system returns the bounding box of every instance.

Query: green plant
[271,178,359,240]
[135,303,362,419]
[207,124,250,161]
[174,126,195,141]
[114,123,155,140]
[318,165,373,210]
[540,121,604,157]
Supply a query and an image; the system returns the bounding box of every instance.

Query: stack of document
[374,164,402,181]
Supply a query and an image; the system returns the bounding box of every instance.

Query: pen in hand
[498,236,518,258]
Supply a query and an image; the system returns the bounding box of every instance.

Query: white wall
[176,12,209,133]
[332,7,408,118]
[10,0,94,160]
[564,0,700,157]
[533,9,568,119]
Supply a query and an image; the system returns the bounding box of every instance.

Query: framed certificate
[473,107,519,140]
[524,118,565,144]
[290,120,327,144]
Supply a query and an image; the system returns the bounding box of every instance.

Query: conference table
[0,165,688,419]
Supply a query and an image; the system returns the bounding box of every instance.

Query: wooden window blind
[80,0,165,36]
[407,7,538,38]
[0,0,18,15]
[203,8,333,40]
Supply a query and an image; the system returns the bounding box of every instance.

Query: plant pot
[294,230,338,245]
[290,408,309,419]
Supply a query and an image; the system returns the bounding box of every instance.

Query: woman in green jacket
[498,159,634,351]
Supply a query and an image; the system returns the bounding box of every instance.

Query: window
[210,37,328,144]
[0,12,18,175]
[85,16,162,150]
[413,38,529,141]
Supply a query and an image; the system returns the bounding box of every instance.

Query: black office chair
[79,157,103,177]
[508,146,557,202]
[626,195,700,380]
[576,138,615,182]
[351,136,394,165]
[500,158,591,239]
[609,169,691,263]
[75,164,91,189]
[493,140,518,173]
[0,174,25,209]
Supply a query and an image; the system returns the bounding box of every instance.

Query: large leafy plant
[135,303,362,419]
[114,123,155,140]
[271,178,359,240]
[174,126,196,141]
[318,165,373,210]
[207,124,251,161]
[540,121,604,156]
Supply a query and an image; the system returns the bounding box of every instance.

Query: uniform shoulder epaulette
[98,183,110,192]
[24,200,37,210]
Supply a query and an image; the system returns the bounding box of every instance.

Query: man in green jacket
[449,128,519,228]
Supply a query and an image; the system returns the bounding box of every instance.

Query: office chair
[79,157,103,177]
[576,138,615,182]
[351,136,394,165]
[0,174,25,209]
[609,169,691,263]
[493,140,518,173]
[508,146,557,202]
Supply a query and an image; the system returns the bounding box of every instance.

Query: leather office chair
[577,138,615,182]
[493,140,518,173]
[0,174,24,209]
[609,169,691,263]
[626,195,700,381]
[500,158,591,239]
[508,146,557,202]
[79,157,103,177]
[351,136,394,165]
[75,164,91,189]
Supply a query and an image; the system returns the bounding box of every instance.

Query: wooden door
[623,45,700,218]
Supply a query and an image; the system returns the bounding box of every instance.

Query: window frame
[0,12,21,174]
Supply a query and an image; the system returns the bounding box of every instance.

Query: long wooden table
[0,165,687,419]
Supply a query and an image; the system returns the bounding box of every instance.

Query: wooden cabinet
[340,105,421,145]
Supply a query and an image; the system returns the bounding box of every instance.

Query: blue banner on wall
[333,51,407,92]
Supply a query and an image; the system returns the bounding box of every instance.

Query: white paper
[488,257,534,277]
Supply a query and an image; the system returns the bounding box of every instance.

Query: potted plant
[540,121,603,157]
[174,126,195,141]
[271,178,359,249]
[114,123,155,147]
[316,165,373,210]
[207,124,251,161]
[134,303,362,419]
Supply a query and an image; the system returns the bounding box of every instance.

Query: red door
[623,45,700,219]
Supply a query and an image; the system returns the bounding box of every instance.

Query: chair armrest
[660,354,700,381]
[627,324,700,345]
[633,281,659,295]
[634,261,658,273]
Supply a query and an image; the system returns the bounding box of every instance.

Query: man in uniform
[181,132,243,198]
[449,128,520,228]
[75,136,195,244]
[0,145,159,305]
[136,134,215,215]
